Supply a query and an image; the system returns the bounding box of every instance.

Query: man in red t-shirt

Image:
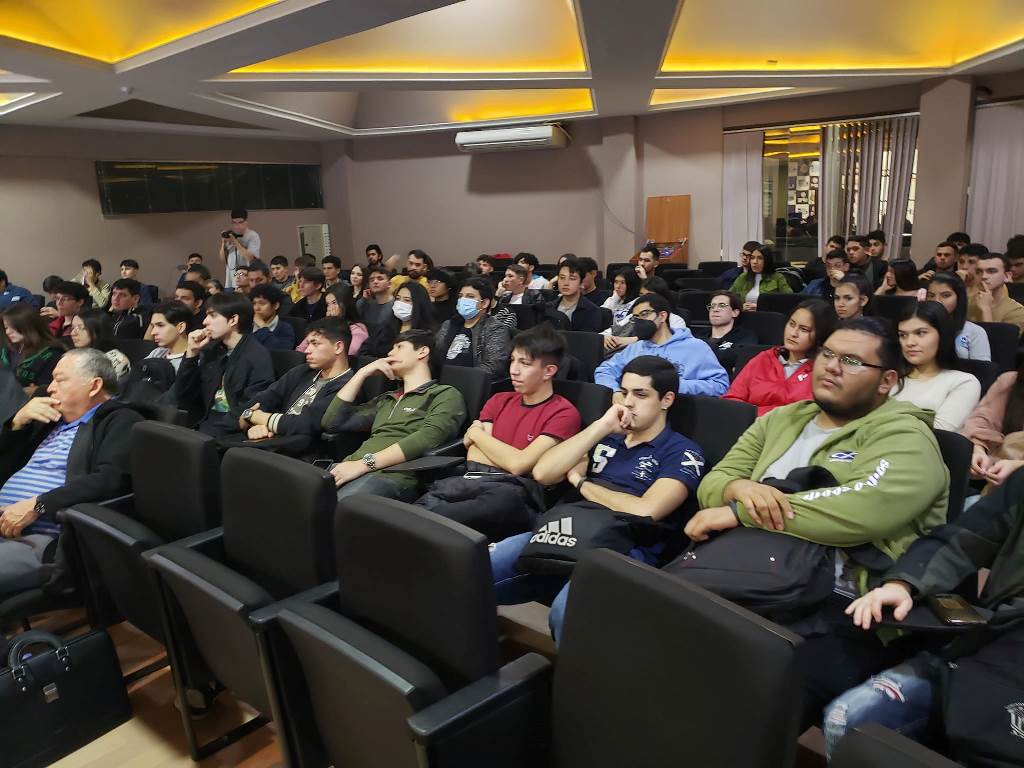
[416,324,580,540]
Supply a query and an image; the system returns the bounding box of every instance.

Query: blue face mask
[457,297,480,320]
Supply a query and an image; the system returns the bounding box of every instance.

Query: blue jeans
[336,471,417,502]
[823,652,941,760]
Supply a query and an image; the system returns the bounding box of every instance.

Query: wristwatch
[241,408,254,421]
[361,453,378,471]
[33,499,46,519]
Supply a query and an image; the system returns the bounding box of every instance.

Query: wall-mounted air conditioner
[455,124,571,153]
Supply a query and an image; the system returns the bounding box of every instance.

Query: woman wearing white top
[925,272,992,362]
[601,268,642,324]
[890,300,981,431]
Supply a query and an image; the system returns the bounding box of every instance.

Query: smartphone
[926,594,988,626]
[312,460,335,471]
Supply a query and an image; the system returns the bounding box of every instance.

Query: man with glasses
[686,316,949,734]
[218,207,261,290]
[40,281,88,339]
[697,290,756,372]
[718,241,759,289]
[595,294,729,395]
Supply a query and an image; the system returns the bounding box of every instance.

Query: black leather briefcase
[0,630,132,768]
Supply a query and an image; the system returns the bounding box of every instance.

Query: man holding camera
[218,208,261,290]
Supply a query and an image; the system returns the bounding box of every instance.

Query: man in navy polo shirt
[489,354,705,644]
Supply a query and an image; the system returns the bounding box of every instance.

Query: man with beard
[389,249,432,294]
[686,316,949,734]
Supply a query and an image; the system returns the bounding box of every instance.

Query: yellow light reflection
[234,0,586,74]
[0,92,31,106]
[662,0,1024,71]
[0,0,281,63]
[448,89,592,123]
[650,87,791,106]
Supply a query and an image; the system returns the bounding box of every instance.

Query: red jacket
[723,348,814,416]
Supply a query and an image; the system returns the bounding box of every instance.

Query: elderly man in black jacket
[0,348,146,596]
[170,291,274,437]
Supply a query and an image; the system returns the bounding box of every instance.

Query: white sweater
[889,369,982,431]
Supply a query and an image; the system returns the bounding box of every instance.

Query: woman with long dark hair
[723,299,838,415]
[601,267,642,323]
[70,308,131,380]
[362,281,434,358]
[875,259,924,298]
[890,301,980,431]
[729,244,792,311]
[0,302,64,393]
[348,264,366,302]
[925,272,990,362]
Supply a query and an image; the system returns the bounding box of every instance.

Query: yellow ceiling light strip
[0,0,281,63]
[233,0,586,74]
[650,87,791,106]
[0,92,31,106]
[447,88,592,123]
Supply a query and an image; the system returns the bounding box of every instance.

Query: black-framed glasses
[706,302,732,311]
[819,346,888,374]
[632,308,657,320]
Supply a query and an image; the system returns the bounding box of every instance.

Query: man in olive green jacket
[322,329,465,501]
[685,317,949,732]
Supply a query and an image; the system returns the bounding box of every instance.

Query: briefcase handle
[7,631,71,693]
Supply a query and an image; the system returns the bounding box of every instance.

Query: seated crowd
[2,221,1024,766]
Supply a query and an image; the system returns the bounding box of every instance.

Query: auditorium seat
[1007,282,1024,304]
[506,303,539,330]
[676,291,714,323]
[410,549,804,768]
[560,331,604,383]
[554,379,612,428]
[668,394,757,469]
[737,310,787,346]
[831,724,960,767]
[870,294,917,325]
[281,314,308,341]
[732,344,773,378]
[934,430,973,523]
[757,293,804,317]
[956,358,1000,397]
[976,321,1019,372]
[112,338,156,365]
[270,349,305,379]
[675,277,721,291]
[699,260,738,277]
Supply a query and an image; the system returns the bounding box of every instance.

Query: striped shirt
[0,403,102,537]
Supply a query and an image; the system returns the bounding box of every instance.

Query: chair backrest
[599,307,613,331]
[831,724,960,767]
[220,448,336,597]
[112,338,157,365]
[698,260,738,277]
[535,264,558,279]
[869,294,917,325]
[934,429,972,522]
[506,303,539,330]
[438,364,489,426]
[553,379,613,428]
[334,496,500,690]
[756,293,804,317]
[554,551,802,768]
[737,310,787,346]
[1008,282,1024,304]
[676,291,714,322]
[605,262,632,280]
[559,331,604,383]
[282,315,308,341]
[131,422,221,540]
[675,277,720,291]
[976,321,1019,372]
[956,358,1000,397]
[732,344,773,378]
[668,394,757,469]
[271,349,306,379]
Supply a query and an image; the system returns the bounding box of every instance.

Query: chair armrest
[57,493,135,522]
[408,653,552,762]
[159,526,225,559]
[426,440,468,458]
[382,456,466,473]
[249,582,340,627]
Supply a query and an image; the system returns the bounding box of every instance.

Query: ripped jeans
[823,651,943,760]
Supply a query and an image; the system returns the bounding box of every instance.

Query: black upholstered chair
[976,321,1019,372]
[870,294,917,325]
[144,448,336,760]
[112,338,157,365]
[281,314,308,342]
[934,429,972,523]
[668,394,757,469]
[675,276,721,291]
[732,343,773,378]
[560,331,605,383]
[831,723,960,767]
[737,310,787,346]
[676,290,714,323]
[956,358,1000,397]
[270,349,306,379]
[411,549,804,768]
[554,379,612,428]
[756,292,804,317]
[698,260,738,277]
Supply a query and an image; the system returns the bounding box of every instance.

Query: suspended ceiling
[0,0,1020,138]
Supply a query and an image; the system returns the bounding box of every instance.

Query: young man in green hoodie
[686,316,949,731]
[321,329,466,501]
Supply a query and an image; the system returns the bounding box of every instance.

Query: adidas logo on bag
[529,517,577,548]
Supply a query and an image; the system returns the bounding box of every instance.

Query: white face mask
[392,301,413,321]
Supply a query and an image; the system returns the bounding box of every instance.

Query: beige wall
[0,126,327,296]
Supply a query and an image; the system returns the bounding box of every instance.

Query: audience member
[968,252,1024,332]
[322,329,466,500]
[365,243,398,274]
[78,259,110,309]
[697,290,757,371]
[436,277,511,379]
[1009,247,1024,284]
[846,235,887,291]
[720,241,758,288]
[596,294,729,396]
[925,273,990,361]
[604,276,691,354]
[174,280,207,333]
[957,242,988,291]
[357,265,395,329]
[118,259,158,305]
[875,259,923,298]
[246,259,272,290]
[576,256,610,306]
[833,274,871,321]
[891,301,981,431]
[319,255,341,288]
[41,281,88,339]
[601,267,642,324]
[0,303,64,393]
[41,276,62,308]
[546,257,604,333]
[69,309,132,380]
[635,243,662,280]
[802,236,846,284]
[269,255,293,292]
[0,269,34,310]
[724,299,838,415]
[640,277,688,329]
[963,355,1024,482]
[363,281,434,359]
[687,317,948,732]
[208,279,224,295]
[427,268,457,326]
[492,355,705,643]
[390,249,432,294]
[241,318,353,443]
[947,231,971,251]
[515,253,548,290]
[866,229,888,262]
[0,349,146,596]
[144,302,190,372]
[476,255,499,288]
[219,207,261,289]
[803,249,849,301]
[170,292,274,438]
[176,253,203,288]
[285,255,315,304]
[417,324,580,539]
[233,266,251,295]
[917,241,959,281]
[347,264,366,303]
[107,278,148,340]
[318,284,368,356]
[289,267,327,322]
[184,262,212,291]
[729,244,793,310]
[496,264,544,307]
[249,284,296,351]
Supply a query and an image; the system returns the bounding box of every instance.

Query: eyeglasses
[706,303,732,311]
[632,309,657,320]
[819,346,889,374]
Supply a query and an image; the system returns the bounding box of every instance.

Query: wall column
[592,116,642,267]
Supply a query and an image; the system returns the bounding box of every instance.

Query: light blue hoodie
[594,328,730,396]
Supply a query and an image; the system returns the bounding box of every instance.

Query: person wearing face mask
[723,300,838,415]
[435,278,511,380]
[362,281,435,359]
[594,294,729,396]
